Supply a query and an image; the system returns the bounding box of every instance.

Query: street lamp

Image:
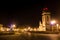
[10,24,16,31]
[50,20,56,32]
[51,20,56,25]
[12,24,16,28]
[56,24,59,32]
[11,24,16,28]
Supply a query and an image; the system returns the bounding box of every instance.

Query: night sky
[0,0,60,27]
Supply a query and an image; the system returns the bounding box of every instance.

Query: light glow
[51,20,56,25]
[11,24,16,28]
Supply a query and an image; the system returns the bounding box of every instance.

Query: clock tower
[42,8,51,31]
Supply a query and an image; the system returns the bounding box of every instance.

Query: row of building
[0,8,60,32]
[39,8,60,32]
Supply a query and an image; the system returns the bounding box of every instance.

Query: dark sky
[0,0,60,27]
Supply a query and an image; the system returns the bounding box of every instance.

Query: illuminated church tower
[39,8,51,31]
[42,8,51,31]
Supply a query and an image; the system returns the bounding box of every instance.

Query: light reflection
[27,32,31,36]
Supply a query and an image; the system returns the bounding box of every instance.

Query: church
[39,8,51,31]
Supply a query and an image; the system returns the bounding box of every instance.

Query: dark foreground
[0,32,60,40]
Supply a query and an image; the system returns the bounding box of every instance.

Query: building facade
[39,8,51,31]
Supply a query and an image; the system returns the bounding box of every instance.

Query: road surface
[0,32,60,40]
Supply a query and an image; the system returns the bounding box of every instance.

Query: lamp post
[10,24,16,31]
[50,20,56,32]
[56,24,59,32]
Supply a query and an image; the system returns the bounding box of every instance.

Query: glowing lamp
[10,24,16,28]
[50,20,56,25]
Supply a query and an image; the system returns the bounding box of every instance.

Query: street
[0,32,60,40]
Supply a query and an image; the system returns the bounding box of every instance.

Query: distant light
[34,28,37,31]
[12,24,16,27]
[30,28,33,31]
[23,28,28,31]
[0,27,5,31]
[6,28,10,31]
[56,24,59,27]
[13,29,19,31]
[28,27,31,30]
[11,24,16,28]
[50,20,56,25]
